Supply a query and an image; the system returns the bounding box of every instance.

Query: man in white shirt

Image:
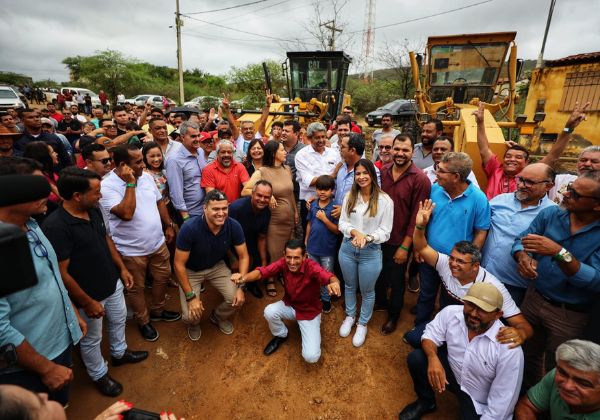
[399,283,524,420]
[294,122,341,231]
[549,145,600,204]
[100,144,180,342]
[372,113,400,161]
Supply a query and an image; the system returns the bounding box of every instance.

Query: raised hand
[416,199,435,227]
[565,101,591,130]
[472,101,485,124]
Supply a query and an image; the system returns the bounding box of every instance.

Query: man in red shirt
[232,239,341,363]
[201,139,249,202]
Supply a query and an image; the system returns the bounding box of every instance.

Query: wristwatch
[365,234,374,243]
[554,247,573,263]
[563,127,574,134]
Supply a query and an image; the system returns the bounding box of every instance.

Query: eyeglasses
[435,168,458,174]
[378,145,392,150]
[95,157,112,164]
[515,176,549,188]
[26,229,49,259]
[448,255,474,265]
[565,183,600,200]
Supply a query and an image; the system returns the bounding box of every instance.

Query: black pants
[374,243,407,321]
[299,199,309,237]
[407,346,480,420]
[0,345,73,406]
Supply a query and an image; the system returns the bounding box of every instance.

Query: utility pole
[536,0,556,69]
[361,0,376,82]
[321,20,342,51]
[175,0,185,104]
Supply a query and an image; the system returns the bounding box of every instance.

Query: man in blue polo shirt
[174,189,250,341]
[513,171,600,389]
[481,163,556,306]
[405,152,490,347]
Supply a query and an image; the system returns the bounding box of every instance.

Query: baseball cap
[41,117,54,126]
[462,283,503,312]
[199,132,213,142]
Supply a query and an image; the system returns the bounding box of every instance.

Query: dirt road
[66,286,457,420]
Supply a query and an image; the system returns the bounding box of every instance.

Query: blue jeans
[338,238,382,325]
[79,280,128,381]
[308,254,335,303]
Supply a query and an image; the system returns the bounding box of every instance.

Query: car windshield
[0,90,18,99]
[429,42,509,86]
[379,100,401,110]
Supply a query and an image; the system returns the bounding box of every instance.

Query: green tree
[228,60,286,108]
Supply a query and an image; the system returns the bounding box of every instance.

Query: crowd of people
[0,93,599,420]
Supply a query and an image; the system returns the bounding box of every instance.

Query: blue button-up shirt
[165,146,205,216]
[512,206,600,304]
[482,193,555,288]
[334,163,381,206]
[428,182,491,254]
[0,220,82,369]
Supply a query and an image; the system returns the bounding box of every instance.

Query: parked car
[183,96,220,109]
[0,86,26,111]
[125,95,176,108]
[365,99,417,127]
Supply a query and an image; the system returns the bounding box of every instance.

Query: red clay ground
[66,285,458,420]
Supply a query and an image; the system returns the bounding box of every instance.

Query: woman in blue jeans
[338,159,393,347]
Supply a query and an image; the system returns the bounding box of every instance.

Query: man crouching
[231,239,341,363]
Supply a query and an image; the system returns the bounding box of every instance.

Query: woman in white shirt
[338,159,393,347]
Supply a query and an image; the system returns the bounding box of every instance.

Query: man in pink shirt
[231,239,341,363]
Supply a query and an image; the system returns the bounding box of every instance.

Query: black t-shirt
[42,206,119,302]
[176,215,245,272]
[56,119,82,144]
[228,197,270,259]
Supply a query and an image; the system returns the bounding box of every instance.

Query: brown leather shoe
[380,318,397,336]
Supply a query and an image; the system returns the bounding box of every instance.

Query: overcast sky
[2,0,598,83]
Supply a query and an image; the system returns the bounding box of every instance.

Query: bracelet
[415,225,425,230]
[399,245,410,252]
[126,183,136,188]
[185,291,196,301]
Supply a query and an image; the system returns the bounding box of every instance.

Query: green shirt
[528,369,600,420]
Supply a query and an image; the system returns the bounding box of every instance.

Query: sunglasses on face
[378,145,392,150]
[95,157,112,164]
[566,183,600,200]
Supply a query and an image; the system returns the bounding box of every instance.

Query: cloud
[1,0,598,83]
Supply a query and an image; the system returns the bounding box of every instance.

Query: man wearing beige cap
[399,282,524,420]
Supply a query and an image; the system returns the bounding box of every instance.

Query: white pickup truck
[45,87,109,107]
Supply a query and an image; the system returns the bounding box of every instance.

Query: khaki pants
[122,242,171,325]
[179,260,237,325]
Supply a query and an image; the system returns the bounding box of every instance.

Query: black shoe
[111,349,149,366]
[245,282,263,299]
[322,300,332,313]
[94,373,123,397]
[263,336,288,356]
[150,310,181,322]
[398,399,436,420]
[381,318,397,336]
[138,323,159,342]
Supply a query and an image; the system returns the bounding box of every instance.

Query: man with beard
[228,180,273,299]
[372,114,400,161]
[56,109,82,145]
[474,101,589,199]
[481,163,556,306]
[1,112,21,133]
[422,137,479,187]
[399,282,524,420]
[69,104,87,125]
[0,126,20,157]
[147,118,181,162]
[376,134,430,335]
[201,140,249,203]
[374,134,394,169]
[516,339,600,419]
[232,239,341,363]
[512,171,600,389]
[412,119,442,169]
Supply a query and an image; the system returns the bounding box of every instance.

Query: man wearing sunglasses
[513,171,600,390]
[374,134,394,169]
[481,163,556,306]
[422,137,479,187]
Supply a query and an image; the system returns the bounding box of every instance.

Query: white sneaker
[352,324,368,347]
[339,316,355,337]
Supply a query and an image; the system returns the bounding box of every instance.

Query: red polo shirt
[380,162,431,246]
[483,154,517,200]
[200,161,249,202]
[258,258,333,320]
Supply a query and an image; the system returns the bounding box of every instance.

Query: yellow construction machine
[409,32,533,188]
[230,51,352,133]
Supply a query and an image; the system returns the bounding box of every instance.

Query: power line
[185,0,269,15]
[181,13,297,42]
[347,0,494,34]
